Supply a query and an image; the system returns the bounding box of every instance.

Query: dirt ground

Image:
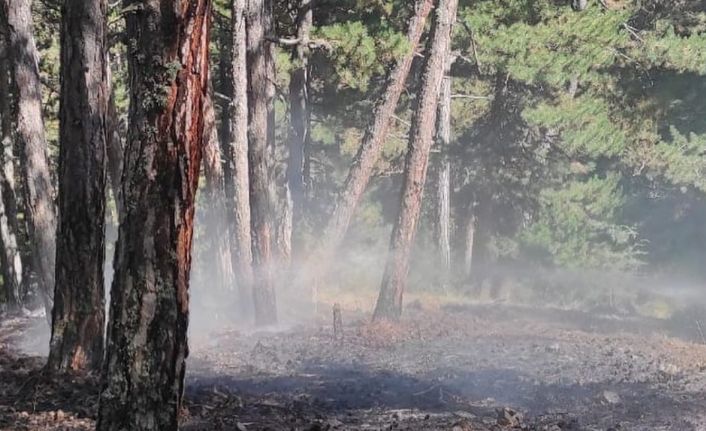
[2,302,706,430]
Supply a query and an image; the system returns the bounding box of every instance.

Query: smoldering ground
[4,194,706,430]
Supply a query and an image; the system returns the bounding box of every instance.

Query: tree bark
[315,0,433,264]
[373,0,459,321]
[47,0,108,373]
[463,205,475,279]
[246,0,277,326]
[106,57,124,216]
[201,85,235,291]
[434,67,452,288]
[285,0,313,259]
[2,0,56,317]
[97,0,211,429]
[0,26,23,308]
[220,0,254,310]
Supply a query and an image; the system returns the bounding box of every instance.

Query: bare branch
[450,94,490,100]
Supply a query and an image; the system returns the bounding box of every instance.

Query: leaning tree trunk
[47,0,107,373]
[284,0,313,260]
[246,0,277,326]
[314,0,433,264]
[201,86,235,291]
[434,61,452,289]
[0,28,23,308]
[2,0,56,317]
[373,0,459,321]
[97,0,211,429]
[220,0,254,310]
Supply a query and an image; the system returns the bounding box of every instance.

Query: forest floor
[1,301,706,430]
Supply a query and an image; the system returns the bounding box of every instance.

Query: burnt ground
[1,303,706,430]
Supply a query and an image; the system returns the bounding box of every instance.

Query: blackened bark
[221,0,254,308]
[246,0,277,325]
[373,0,459,321]
[97,0,211,428]
[434,63,452,288]
[47,0,107,373]
[284,0,313,258]
[315,0,433,263]
[0,26,23,308]
[201,86,235,291]
[2,0,56,317]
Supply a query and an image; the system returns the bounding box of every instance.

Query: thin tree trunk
[47,0,107,373]
[97,0,211,428]
[314,0,433,264]
[221,0,254,310]
[285,0,313,258]
[201,86,235,291]
[435,67,452,288]
[0,26,23,308]
[246,0,277,325]
[106,57,124,216]
[373,0,459,321]
[463,205,475,279]
[2,0,56,317]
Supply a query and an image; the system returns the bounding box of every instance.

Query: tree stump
[332,303,343,342]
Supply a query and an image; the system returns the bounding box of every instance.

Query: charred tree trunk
[315,0,433,263]
[246,0,277,326]
[285,0,313,259]
[0,26,23,308]
[201,86,235,291]
[47,0,108,373]
[373,0,459,321]
[434,64,452,288]
[220,0,254,309]
[2,0,56,316]
[97,0,211,429]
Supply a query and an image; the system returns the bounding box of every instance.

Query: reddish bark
[97,0,211,429]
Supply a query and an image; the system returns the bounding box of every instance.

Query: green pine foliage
[11,0,706,307]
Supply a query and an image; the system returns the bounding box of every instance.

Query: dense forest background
[3,0,706,319]
[2,0,706,429]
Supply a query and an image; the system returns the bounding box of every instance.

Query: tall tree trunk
[373,0,459,321]
[201,86,235,291]
[106,55,124,216]
[221,0,254,310]
[246,0,277,325]
[97,0,211,429]
[434,66,452,288]
[463,204,475,279]
[47,0,107,373]
[0,26,23,308]
[2,0,56,317]
[315,0,433,263]
[285,0,313,259]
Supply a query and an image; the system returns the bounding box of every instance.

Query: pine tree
[97,0,211,428]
